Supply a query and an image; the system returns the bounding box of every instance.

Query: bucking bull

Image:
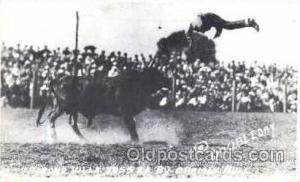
[36,65,170,142]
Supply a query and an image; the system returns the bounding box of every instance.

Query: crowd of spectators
[1,43,297,112]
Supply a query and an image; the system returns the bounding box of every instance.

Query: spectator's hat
[84,45,96,54]
[63,48,71,55]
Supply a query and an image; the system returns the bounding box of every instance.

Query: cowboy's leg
[222,20,249,30]
[203,13,246,29]
[224,19,259,31]
[204,13,259,31]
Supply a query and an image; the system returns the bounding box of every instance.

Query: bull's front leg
[48,107,63,142]
[123,115,139,142]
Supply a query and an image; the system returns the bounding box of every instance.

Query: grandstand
[0,43,297,112]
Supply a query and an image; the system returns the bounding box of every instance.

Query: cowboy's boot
[248,18,260,32]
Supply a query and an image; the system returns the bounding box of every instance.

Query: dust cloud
[1,109,183,145]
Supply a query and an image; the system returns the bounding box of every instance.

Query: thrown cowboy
[188,12,260,38]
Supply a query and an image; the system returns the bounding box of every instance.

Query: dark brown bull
[36,67,170,142]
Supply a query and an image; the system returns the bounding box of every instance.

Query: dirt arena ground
[0,108,297,178]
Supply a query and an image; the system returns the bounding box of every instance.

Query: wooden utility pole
[70,11,80,112]
[171,73,176,108]
[283,80,287,113]
[73,11,79,76]
[170,51,178,109]
[283,66,288,113]
[232,80,236,112]
[231,60,236,112]
[29,53,42,109]
[30,65,37,109]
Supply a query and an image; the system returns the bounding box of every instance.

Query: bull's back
[112,72,151,115]
[50,75,103,108]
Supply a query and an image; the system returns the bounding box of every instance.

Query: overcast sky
[1,0,299,66]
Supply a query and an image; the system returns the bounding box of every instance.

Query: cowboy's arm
[213,27,223,38]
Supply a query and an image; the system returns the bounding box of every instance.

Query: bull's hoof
[86,123,92,129]
[86,120,94,129]
[132,137,139,143]
[48,128,57,144]
[79,136,88,142]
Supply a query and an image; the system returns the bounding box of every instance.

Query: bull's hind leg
[87,117,93,128]
[69,112,86,140]
[123,115,139,142]
[68,114,73,125]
